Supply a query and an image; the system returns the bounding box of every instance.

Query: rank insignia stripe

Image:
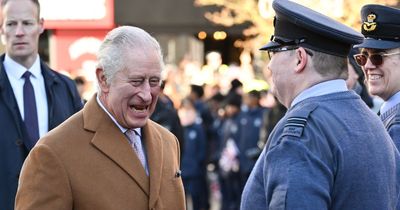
[282,117,308,137]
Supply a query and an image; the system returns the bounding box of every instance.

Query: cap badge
[363,13,377,32]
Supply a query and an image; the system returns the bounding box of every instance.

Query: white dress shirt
[3,54,49,137]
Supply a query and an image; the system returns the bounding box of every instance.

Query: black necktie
[22,71,39,146]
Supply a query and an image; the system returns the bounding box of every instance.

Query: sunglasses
[353,52,400,66]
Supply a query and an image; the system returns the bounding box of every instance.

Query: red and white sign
[40,0,114,29]
[49,30,108,78]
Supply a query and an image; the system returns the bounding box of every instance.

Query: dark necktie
[22,71,39,146]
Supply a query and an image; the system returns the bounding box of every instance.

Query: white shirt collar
[4,54,41,79]
[380,91,400,115]
[96,94,141,136]
[291,79,348,108]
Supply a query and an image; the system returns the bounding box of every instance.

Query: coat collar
[83,95,163,205]
[0,54,27,146]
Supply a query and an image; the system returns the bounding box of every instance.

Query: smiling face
[0,0,44,68]
[361,48,400,100]
[97,49,162,129]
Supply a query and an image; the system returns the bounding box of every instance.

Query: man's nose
[15,24,25,36]
[137,82,152,102]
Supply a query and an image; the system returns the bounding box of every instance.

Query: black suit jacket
[0,54,83,210]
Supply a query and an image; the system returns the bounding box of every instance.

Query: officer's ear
[294,47,308,73]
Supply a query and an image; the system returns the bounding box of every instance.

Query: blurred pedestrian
[219,94,242,210]
[15,26,185,210]
[74,76,88,104]
[241,0,400,209]
[178,98,207,210]
[353,4,400,149]
[151,80,184,155]
[0,0,82,209]
[238,90,265,190]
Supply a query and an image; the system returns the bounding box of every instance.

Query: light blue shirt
[291,79,348,108]
[3,54,49,138]
[380,91,400,115]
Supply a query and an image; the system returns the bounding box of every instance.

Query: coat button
[15,139,23,146]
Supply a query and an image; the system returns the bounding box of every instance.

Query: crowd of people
[1,0,400,210]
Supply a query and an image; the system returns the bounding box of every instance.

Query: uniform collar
[380,91,400,115]
[291,79,348,108]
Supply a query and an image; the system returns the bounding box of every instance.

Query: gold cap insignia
[363,13,377,32]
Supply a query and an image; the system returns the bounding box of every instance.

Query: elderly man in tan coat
[15,26,186,210]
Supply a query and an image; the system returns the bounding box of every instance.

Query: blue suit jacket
[0,54,83,210]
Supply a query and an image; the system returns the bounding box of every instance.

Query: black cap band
[274,18,351,57]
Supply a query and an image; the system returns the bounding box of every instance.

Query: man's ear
[96,68,109,93]
[295,47,308,73]
[38,18,44,34]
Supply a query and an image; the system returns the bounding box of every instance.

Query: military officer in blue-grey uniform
[353,4,400,150]
[240,0,400,209]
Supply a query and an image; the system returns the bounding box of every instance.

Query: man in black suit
[0,0,82,209]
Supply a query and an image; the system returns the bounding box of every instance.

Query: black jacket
[0,54,83,210]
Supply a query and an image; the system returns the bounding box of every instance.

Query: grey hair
[307,49,347,78]
[96,26,164,84]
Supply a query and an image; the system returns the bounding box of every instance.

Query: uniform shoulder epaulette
[282,103,318,138]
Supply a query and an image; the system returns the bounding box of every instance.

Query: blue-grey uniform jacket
[241,91,400,210]
[381,103,400,150]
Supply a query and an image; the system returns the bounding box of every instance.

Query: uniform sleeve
[388,124,400,150]
[15,144,72,210]
[264,136,333,210]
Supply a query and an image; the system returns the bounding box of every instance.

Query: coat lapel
[143,121,163,208]
[0,58,28,148]
[83,96,150,195]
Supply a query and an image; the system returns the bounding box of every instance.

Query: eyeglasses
[267,46,314,60]
[267,46,299,60]
[353,51,400,66]
[267,36,313,59]
[270,35,307,46]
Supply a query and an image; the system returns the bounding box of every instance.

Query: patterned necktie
[125,129,148,175]
[22,71,39,147]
